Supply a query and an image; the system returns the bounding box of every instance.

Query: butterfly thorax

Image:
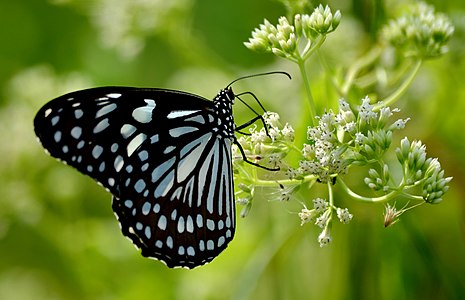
[213,88,235,139]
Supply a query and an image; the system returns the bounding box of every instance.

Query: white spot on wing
[74,109,83,119]
[51,116,59,126]
[132,99,156,123]
[96,103,117,118]
[150,134,159,144]
[94,118,110,133]
[158,215,167,230]
[135,179,146,193]
[186,216,194,233]
[207,219,215,231]
[44,108,52,117]
[107,93,122,98]
[167,110,200,119]
[54,131,62,142]
[166,236,173,248]
[121,124,137,139]
[92,145,103,159]
[142,202,151,215]
[207,240,214,250]
[127,133,147,156]
[196,214,203,228]
[169,126,198,138]
[177,216,185,233]
[144,226,151,239]
[71,126,82,139]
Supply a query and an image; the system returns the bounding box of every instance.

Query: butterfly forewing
[34,86,237,268]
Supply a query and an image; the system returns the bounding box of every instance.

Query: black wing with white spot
[34,86,237,268]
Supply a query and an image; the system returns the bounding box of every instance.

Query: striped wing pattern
[34,86,237,268]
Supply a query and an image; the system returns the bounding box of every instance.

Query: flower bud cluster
[396,138,452,203]
[295,5,342,40]
[244,5,341,59]
[382,2,454,59]
[364,164,391,192]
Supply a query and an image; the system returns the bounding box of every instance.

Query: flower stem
[341,45,383,97]
[373,59,422,111]
[339,178,397,203]
[297,57,316,126]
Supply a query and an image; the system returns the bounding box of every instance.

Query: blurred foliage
[0,0,464,299]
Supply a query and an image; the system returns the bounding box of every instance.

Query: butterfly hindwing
[113,121,235,267]
[34,86,237,268]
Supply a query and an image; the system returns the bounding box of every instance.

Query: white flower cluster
[382,2,454,58]
[298,198,353,247]
[297,96,409,183]
[234,111,295,170]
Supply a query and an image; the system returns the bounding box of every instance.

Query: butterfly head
[214,87,235,106]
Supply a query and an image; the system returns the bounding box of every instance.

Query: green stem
[328,180,334,207]
[297,57,316,126]
[253,174,317,187]
[373,59,422,111]
[327,181,334,222]
[339,178,398,203]
[341,45,383,97]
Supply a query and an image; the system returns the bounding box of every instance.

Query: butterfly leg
[235,91,267,112]
[233,140,279,171]
[235,114,274,141]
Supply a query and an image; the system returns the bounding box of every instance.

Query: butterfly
[33,71,289,269]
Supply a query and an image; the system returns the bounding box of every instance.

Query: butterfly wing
[34,87,236,268]
[114,124,235,268]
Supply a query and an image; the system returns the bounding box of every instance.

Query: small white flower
[319,129,333,142]
[342,121,356,133]
[336,207,353,224]
[236,197,250,205]
[359,96,378,122]
[281,123,295,141]
[280,190,292,202]
[355,132,366,145]
[268,153,283,168]
[338,98,351,111]
[268,127,281,142]
[263,111,280,127]
[315,209,330,228]
[388,118,410,130]
[307,126,320,140]
[285,167,299,179]
[250,129,267,144]
[302,144,314,158]
[313,198,329,212]
[318,227,332,247]
[320,112,335,126]
[298,208,316,225]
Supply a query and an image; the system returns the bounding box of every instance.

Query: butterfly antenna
[226,71,291,88]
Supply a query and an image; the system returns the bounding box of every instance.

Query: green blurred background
[1,0,464,299]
